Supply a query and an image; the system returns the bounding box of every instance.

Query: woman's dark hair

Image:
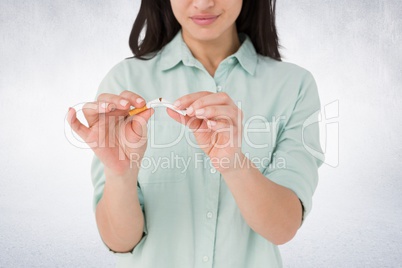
[129,0,281,61]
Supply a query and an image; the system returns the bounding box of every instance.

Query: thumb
[130,108,154,137]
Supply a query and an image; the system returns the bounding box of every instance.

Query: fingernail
[195,108,204,116]
[186,106,193,115]
[136,98,144,104]
[173,100,181,108]
[208,120,216,127]
[101,103,108,109]
[120,100,129,106]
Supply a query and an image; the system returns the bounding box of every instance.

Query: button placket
[213,63,226,93]
[200,162,221,267]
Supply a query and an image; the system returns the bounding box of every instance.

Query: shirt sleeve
[90,61,147,255]
[263,70,324,225]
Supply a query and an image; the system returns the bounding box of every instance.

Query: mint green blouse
[91,30,323,268]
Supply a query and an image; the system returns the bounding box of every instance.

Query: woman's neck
[182,27,240,77]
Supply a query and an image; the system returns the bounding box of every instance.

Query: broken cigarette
[128,98,187,116]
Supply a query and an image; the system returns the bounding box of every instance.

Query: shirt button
[203,256,209,262]
[228,58,235,64]
[210,167,216,174]
[206,211,213,219]
[216,86,222,92]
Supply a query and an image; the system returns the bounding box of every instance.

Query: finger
[82,101,109,115]
[120,109,154,148]
[166,108,205,132]
[97,93,132,111]
[178,92,234,116]
[172,91,212,111]
[193,105,240,126]
[130,108,155,137]
[67,107,90,140]
[206,118,236,131]
[119,90,146,108]
[82,101,113,126]
[81,100,133,115]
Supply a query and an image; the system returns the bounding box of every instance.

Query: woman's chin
[183,28,226,43]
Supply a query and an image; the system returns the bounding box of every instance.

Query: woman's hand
[167,91,244,173]
[67,90,154,176]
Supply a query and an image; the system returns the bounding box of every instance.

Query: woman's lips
[190,15,219,26]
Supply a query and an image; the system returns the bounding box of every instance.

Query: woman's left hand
[167,91,244,173]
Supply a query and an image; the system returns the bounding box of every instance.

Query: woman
[68,0,323,267]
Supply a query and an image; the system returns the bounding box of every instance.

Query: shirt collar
[159,30,257,75]
[233,33,258,75]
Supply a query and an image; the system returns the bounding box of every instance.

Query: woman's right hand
[67,90,154,176]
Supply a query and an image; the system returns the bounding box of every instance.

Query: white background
[0,0,401,267]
